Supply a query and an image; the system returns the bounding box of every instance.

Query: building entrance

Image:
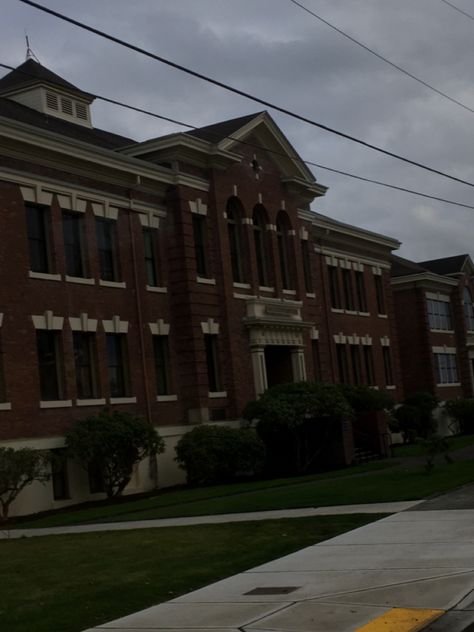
[264,345,294,388]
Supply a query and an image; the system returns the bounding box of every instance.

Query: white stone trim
[102,316,128,334]
[386,385,396,391]
[76,398,106,407]
[283,289,296,295]
[266,224,277,232]
[378,314,388,319]
[0,403,12,411]
[92,202,119,220]
[32,311,64,330]
[110,396,137,404]
[426,291,450,303]
[65,275,95,285]
[372,266,382,276]
[258,286,275,292]
[69,313,98,333]
[189,198,207,215]
[311,327,319,340]
[196,276,216,285]
[347,334,360,345]
[201,318,220,335]
[29,271,62,282]
[0,314,3,328]
[209,391,227,399]
[288,230,296,237]
[280,199,286,210]
[233,292,255,300]
[242,217,253,225]
[380,336,390,347]
[361,335,373,346]
[138,211,160,229]
[233,282,251,289]
[432,346,457,354]
[258,193,263,204]
[40,400,72,409]
[146,285,167,293]
[352,261,364,272]
[339,259,352,270]
[437,383,461,387]
[149,319,170,336]
[333,332,346,344]
[306,292,316,298]
[232,185,238,197]
[99,280,126,289]
[318,248,390,270]
[325,255,338,267]
[299,226,309,240]
[156,394,178,402]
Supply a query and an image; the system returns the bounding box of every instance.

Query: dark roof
[0,96,135,149]
[185,112,264,143]
[0,59,90,98]
[390,254,429,277]
[417,254,469,275]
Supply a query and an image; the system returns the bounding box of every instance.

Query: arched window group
[226,198,245,283]
[252,205,269,287]
[464,287,474,331]
[276,211,293,290]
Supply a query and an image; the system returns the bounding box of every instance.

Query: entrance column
[291,347,307,382]
[251,346,268,396]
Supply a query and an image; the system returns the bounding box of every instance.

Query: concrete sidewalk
[83,503,474,632]
[0,501,419,539]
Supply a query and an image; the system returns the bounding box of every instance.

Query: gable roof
[418,254,470,275]
[0,59,92,99]
[185,112,265,143]
[390,255,429,277]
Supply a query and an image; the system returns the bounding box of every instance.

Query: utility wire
[1,61,474,211]
[16,0,474,190]
[289,0,474,115]
[440,0,474,21]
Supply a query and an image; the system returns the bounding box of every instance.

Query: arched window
[226,197,244,283]
[464,287,474,331]
[276,211,293,290]
[253,206,269,287]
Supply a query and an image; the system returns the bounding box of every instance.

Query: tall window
[253,207,269,287]
[336,343,349,384]
[96,218,118,281]
[312,339,321,381]
[434,352,458,385]
[153,336,171,396]
[276,212,293,290]
[0,336,6,403]
[374,275,386,314]
[350,345,362,385]
[192,215,209,277]
[427,299,452,331]
[301,240,313,293]
[63,212,85,277]
[73,332,99,399]
[204,334,222,392]
[36,330,63,400]
[363,346,375,385]
[143,228,160,286]
[382,346,394,386]
[342,270,355,311]
[355,271,367,312]
[328,266,342,309]
[226,198,244,283]
[464,288,474,331]
[26,204,51,273]
[106,334,130,397]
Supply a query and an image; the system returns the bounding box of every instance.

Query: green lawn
[0,514,384,632]
[392,434,474,457]
[14,458,474,529]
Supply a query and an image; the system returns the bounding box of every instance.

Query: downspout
[127,178,157,487]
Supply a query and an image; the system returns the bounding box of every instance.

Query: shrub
[341,385,394,413]
[175,425,265,485]
[244,382,353,476]
[445,398,474,435]
[0,447,50,522]
[66,410,164,498]
[393,392,438,442]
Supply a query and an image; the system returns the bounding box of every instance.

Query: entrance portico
[244,297,312,396]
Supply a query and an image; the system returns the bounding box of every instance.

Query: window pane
[143,228,159,286]
[277,221,291,290]
[363,346,375,385]
[329,267,341,309]
[36,331,62,400]
[0,337,6,403]
[63,212,85,277]
[73,333,98,399]
[355,271,367,312]
[375,275,386,314]
[96,218,117,281]
[383,347,394,385]
[106,334,129,397]
[192,215,208,277]
[301,240,313,293]
[204,334,221,392]
[153,336,171,395]
[350,345,362,385]
[343,270,354,311]
[26,205,50,273]
[336,344,349,384]
[253,212,268,286]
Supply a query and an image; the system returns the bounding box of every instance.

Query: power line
[440,0,474,21]
[1,60,474,211]
[16,0,474,190]
[289,0,474,116]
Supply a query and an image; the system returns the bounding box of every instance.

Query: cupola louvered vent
[75,102,87,120]
[45,91,59,110]
[60,97,73,116]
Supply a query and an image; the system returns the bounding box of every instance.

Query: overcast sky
[2,0,474,261]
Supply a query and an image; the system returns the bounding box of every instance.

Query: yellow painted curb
[355,608,445,632]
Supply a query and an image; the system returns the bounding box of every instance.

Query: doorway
[264,346,294,388]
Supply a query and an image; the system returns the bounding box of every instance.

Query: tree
[243,382,353,476]
[0,448,50,522]
[66,410,164,499]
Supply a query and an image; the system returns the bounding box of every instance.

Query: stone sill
[110,397,137,404]
[0,402,12,411]
[65,275,95,285]
[99,280,126,289]
[40,400,73,409]
[29,271,61,281]
[76,398,106,407]
[156,394,178,402]
[208,391,227,399]
[146,285,167,293]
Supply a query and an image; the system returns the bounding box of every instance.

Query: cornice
[0,116,209,192]
[391,273,458,289]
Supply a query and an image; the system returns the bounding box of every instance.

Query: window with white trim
[204,334,222,393]
[63,211,86,278]
[143,227,161,287]
[0,330,6,404]
[434,352,458,385]
[26,204,52,273]
[427,299,452,331]
[73,332,100,399]
[153,335,172,396]
[464,288,474,331]
[96,218,119,282]
[36,330,64,400]
[106,334,130,397]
